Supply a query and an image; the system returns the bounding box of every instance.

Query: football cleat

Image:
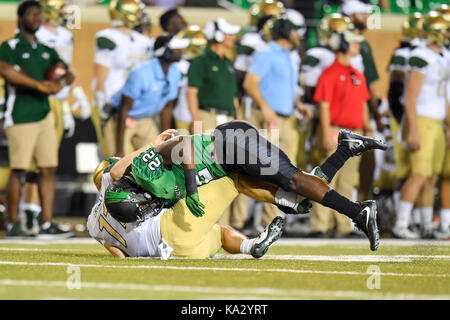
[352,200,379,251]
[251,216,285,259]
[338,129,388,157]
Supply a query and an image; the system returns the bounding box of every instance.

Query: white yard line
[212,254,450,262]
[1,279,449,300]
[0,260,448,278]
[0,237,448,246]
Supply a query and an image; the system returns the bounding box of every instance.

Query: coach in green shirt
[0,0,74,237]
[187,18,241,133]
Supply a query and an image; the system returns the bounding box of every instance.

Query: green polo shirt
[0,34,65,125]
[187,47,237,113]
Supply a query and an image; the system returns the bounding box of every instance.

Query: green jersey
[0,34,66,126]
[131,133,227,206]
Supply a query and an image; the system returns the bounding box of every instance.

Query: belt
[199,105,235,117]
[276,112,291,119]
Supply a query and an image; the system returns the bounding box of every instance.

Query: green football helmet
[105,177,164,223]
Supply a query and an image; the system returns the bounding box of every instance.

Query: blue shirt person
[249,40,298,117]
[108,35,188,157]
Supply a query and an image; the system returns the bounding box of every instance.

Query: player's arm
[104,243,127,258]
[0,61,59,94]
[404,70,424,151]
[110,129,177,181]
[156,135,205,217]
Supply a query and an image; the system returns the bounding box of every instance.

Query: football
[45,62,67,81]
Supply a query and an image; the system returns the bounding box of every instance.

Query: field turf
[0,238,449,300]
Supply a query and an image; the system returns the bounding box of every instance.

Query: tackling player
[107,121,388,251]
[88,129,285,259]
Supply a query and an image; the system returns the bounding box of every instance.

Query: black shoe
[250,216,285,259]
[352,200,379,251]
[338,129,387,157]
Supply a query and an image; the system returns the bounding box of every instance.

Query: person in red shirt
[310,29,372,238]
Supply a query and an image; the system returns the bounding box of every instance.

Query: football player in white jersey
[92,0,154,158]
[435,4,450,239]
[172,26,206,132]
[392,12,450,239]
[387,12,426,235]
[87,129,285,259]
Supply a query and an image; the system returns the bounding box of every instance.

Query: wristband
[184,168,197,197]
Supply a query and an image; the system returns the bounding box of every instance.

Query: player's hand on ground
[186,193,205,218]
[153,129,177,147]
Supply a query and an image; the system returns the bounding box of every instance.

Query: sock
[419,207,434,229]
[41,221,51,230]
[274,188,303,209]
[319,146,353,183]
[23,202,42,214]
[439,208,450,231]
[240,238,256,254]
[395,200,413,229]
[321,188,361,219]
[412,208,421,225]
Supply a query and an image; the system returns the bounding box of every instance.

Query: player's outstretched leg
[250,216,285,258]
[296,129,388,214]
[314,129,388,183]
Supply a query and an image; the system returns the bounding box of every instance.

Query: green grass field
[0,237,449,300]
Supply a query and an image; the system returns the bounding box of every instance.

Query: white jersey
[300,46,335,87]
[94,28,154,103]
[408,46,450,121]
[173,59,191,123]
[234,31,268,73]
[86,173,170,258]
[301,46,364,88]
[36,25,73,100]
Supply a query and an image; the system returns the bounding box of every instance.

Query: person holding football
[0,0,75,237]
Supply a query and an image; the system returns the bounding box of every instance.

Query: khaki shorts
[441,147,450,178]
[160,175,239,259]
[198,109,234,132]
[103,113,159,158]
[5,112,58,170]
[409,116,446,177]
